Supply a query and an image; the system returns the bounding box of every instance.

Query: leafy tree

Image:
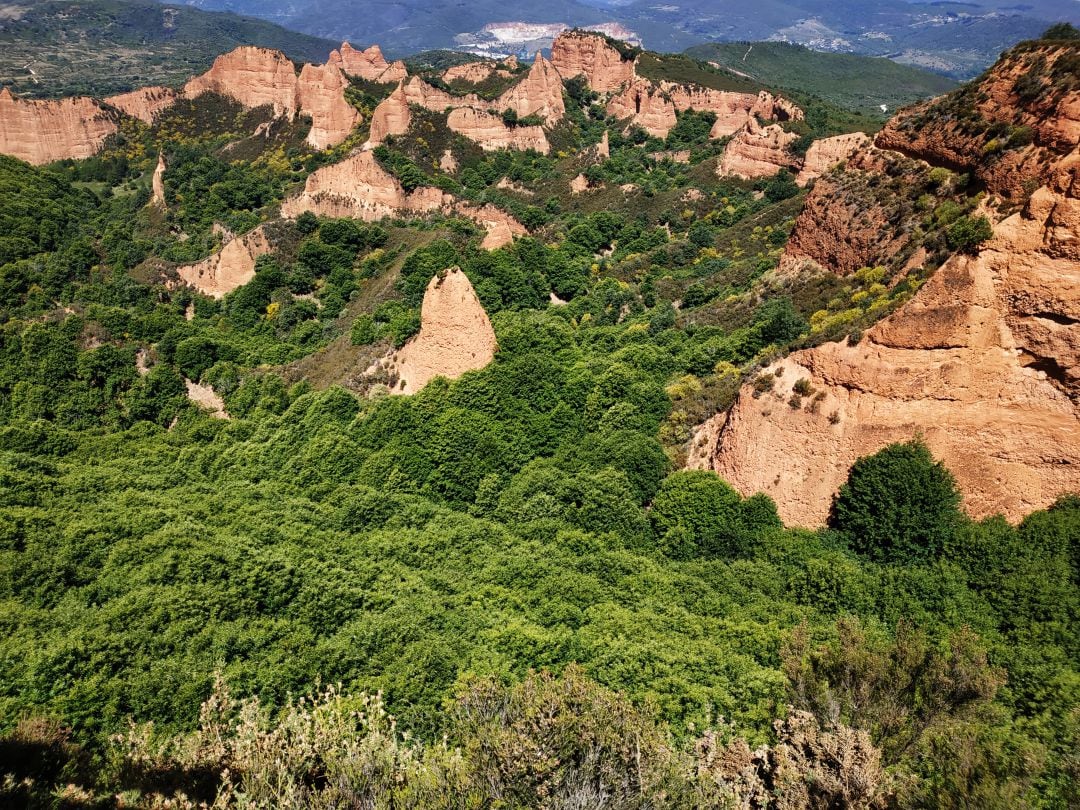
[946,215,993,253]
[830,439,962,563]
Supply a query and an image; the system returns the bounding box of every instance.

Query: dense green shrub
[831,440,963,563]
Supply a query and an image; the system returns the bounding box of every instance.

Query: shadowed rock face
[382,267,497,394]
[692,150,1080,526]
[605,78,676,138]
[0,89,118,164]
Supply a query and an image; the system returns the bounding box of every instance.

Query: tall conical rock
[382,267,497,394]
[497,51,565,123]
[552,31,636,94]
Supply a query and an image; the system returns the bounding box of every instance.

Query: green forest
[0,31,1077,809]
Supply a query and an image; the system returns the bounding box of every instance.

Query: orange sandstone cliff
[367,82,411,146]
[717,117,801,179]
[497,52,565,123]
[281,150,526,249]
[447,107,549,153]
[693,42,1080,525]
[796,132,871,187]
[551,31,636,94]
[0,89,118,164]
[330,43,407,84]
[104,86,180,124]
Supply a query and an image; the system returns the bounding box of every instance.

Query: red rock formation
[402,76,482,112]
[692,172,1080,524]
[796,132,871,186]
[184,46,300,116]
[176,225,272,298]
[0,89,118,164]
[875,43,1079,201]
[447,107,549,153]
[105,86,179,123]
[282,150,526,248]
[383,267,497,394]
[664,84,762,138]
[461,203,528,249]
[606,78,677,137]
[717,117,800,179]
[597,129,610,159]
[497,52,565,123]
[282,150,445,220]
[551,31,635,94]
[183,47,359,150]
[443,61,511,84]
[330,43,407,83]
[297,62,361,150]
[367,81,411,146]
[151,152,166,208]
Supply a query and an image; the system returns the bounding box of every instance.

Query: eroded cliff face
[379,267,497,394]
[104,86,179,124]
[443,61,512,84]
[607,79,803,141]
[367,82,411,146]
[297,62,361,150]
[330,43,407,83]
[717,117,800,179]
[176,225,272,298]
[282,150,526,249]
[796,132,871,187]
[875,43,1080,201]
[0,89,118,164]
[551,31,636,94]
[184,47,359,150]
[184,46,300,116]
[606,78,676,138]
[447,107,550,153]
[695,100,1080,526]
[497,52,565,123]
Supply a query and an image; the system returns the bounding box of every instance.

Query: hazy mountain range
[168,0,1079,75]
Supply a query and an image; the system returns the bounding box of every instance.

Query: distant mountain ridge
[0,0,338,98]
[166,0,1078,76]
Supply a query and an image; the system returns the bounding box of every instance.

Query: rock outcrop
[447,107,549,153]
[176,225,272,298]
[330,43,407,83]
[717,117,800,179]
[105,86,179,123]
[796,132,871,186]
[151,152,166,208]
[382,267,497,394]
[367,81,411,146]
[297,62,362,150]
[0,89,118,164]
[282,150,447,221]
[443,61,512,84]
[497,52,565,123]
[184,46,300,116]
[606,78,676,138]
[551,31,635,94]
[875,42,1079,202]
[184,46,359,150]
[282,150,526,249]
[402,76,482,112]
[692,152,1080,526]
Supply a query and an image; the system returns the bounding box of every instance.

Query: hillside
[0,27,1077,809]
[685,41,958,114]
[0,0,338,97]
